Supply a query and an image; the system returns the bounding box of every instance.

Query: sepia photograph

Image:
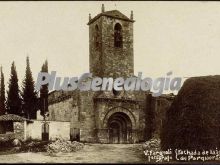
[0,1,219,164]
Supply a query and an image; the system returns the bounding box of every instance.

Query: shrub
[161,76,220,151]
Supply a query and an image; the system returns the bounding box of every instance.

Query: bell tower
[88,4,135,78]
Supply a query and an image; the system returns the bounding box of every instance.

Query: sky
[0,1,219,93]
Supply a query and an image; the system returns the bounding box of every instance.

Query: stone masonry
[47,5,174,143]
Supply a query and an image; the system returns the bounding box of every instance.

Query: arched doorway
[107,112,132,143]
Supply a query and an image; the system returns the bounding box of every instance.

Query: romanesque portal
[107,112,132,143]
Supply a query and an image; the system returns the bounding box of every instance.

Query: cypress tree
[40,60,48,117]
[21,56,38,119]
[0,66,5,115]
[6,62,22,115]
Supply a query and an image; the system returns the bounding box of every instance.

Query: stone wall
[48,89,97,142]
[48,90,79,123]
[151,94,174,138]
[77,90,96,142]
[144,93,175,140]
[49,98,76,121]
[26,120,42,140]
[26,120,70,141]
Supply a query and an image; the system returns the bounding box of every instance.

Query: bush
[20,140,49,152]
[161,76,220,151]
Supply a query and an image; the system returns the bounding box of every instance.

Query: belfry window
[94,25,100,48]
[114,23,122,48]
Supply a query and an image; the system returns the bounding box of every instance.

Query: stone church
[46,5,174,143]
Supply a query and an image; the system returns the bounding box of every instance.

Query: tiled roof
[0,114,27,121]
[88,10,134,25]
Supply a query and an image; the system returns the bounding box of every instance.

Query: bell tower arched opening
[114,23,123,48]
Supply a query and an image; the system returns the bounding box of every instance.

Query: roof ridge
[0,114,28,121]
[88,10,134,25]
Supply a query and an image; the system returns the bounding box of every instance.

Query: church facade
[47,5,174,143]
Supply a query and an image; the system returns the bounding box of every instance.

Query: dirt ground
[0,143,146,163]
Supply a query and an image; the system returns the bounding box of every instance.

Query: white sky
[0,1,219,92]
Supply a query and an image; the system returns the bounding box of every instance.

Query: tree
[0,66,5,115]
[161,76,220,151]
[6,62,22,115]
[21,57,38,119]
[40,60,48,117]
